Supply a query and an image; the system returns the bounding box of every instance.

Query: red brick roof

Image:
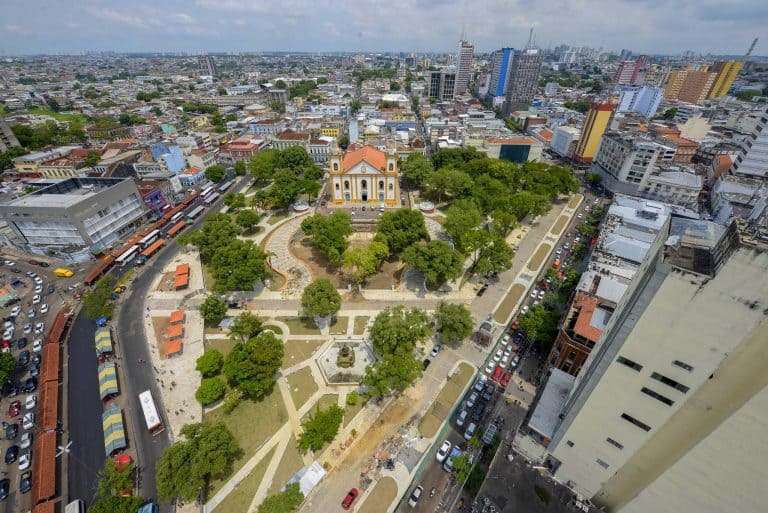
[342,145,386,172]
[276,129,310,141]
[573,294,603,342]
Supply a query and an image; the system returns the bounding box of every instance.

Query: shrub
[195,377,226,406]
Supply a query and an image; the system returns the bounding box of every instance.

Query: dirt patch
[418,363,474,438]
[212,446,276,513]
[205,338,234,359]
[353,316,369,335]
[286,367,319,410]
[494,283,526,324]
[568,194,583,209]
[151,317,172,358]
[155,271,177,292]
[282,339,324,369]
[329,316,349,335]
[358,476,398,513]
[267,435,304,494]
[526,243,552,272]
[550,215,569,237]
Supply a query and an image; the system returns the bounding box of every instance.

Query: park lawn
[267,436,304,494]
[343,397,365,427]
[302,393,339,423]
[352,316,369,335]
[276,316,321,335]
[286,367,318,410]
[282,339,324,369]
[329,316,349,335]
[202,264,216,290]
[204,388,288,496]
[204,337,234,358]
[493,283,526,324]
[212,446,276,513]
[25,107,88,124]
[418,362,475,438]
[263,322,284,335]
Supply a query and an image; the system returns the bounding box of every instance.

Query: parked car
[40,304,49,314]
[4,445,19,464]
[18,453,30,470]
[17,337,28,349]
[443,447,462,472]
[341,488,359,510]
[465,392,478,409]
[471,404,485,423]
[25,395,36,410]
[482,423,498,445]
[17,350,30,367]
[22,323,32,334]
[20,432,32,450]
[32,295,41,304]
[5,423,18,440]
[22,412,34,430]
[8,400,21,417]
[436,440,452,463]
[430,344,442,357]
[23,377,37,393]
[456,409,468,427]
[408,486,423,507]
[10,306,21,316]
[27,308,35,318]
[464,422,477,440]
[19,472,31,494]
[32,339,42,352]
[0,479,9,501]
[473,375,488,393]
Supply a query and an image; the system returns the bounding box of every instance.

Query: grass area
[303,394,339,423]
[568,194,583,209]
[267,211,289,225]
[352,316,369,335]
[204,337,234,359]
[276,316,321,335]
[358,476,398,513]
[418,362,475,438]
[282,339,324,369]
[267,435,304,494]
[493,283,526,324]
[285,367,318,410]
[550,215,569,236]
[526,243,552,272]
[329,316,349,335]
[204,388,288,496]
[202,264,216,290]
[263,323,284,335]
[212,446,276,513]
[343,395,365,428]
[25,107,88,124]
[204,326,224,335]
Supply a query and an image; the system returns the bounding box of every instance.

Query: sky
[0,0,765,56]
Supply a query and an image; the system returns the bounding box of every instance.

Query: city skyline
[1,0,765,56]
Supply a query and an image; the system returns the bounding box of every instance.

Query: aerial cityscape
[0,3,767,513]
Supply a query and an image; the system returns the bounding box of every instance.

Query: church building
[328,145,399,207]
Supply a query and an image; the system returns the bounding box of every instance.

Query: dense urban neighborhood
[0,6,767,513]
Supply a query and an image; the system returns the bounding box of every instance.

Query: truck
[54,267,74,278]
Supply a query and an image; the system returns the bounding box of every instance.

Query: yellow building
[320,126,340,138]
[328,145,399,207]
[707,60,743,98]
[574,101,614,163]
[664,68,689,99]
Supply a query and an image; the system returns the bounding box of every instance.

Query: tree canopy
[196,349,224,377]
[82,274,116,320]
[90,459,143,513]
[205,164,226,183]
[229,311,264,344]
[443,199,483,254]
[342,240,389,286]
[301,278,342,319]
[223,331,284,399]
[258,483,304,513]
[434,302,473,347]
[250,147,322,209]
[196,377,226,406]
[301,211,352,266]
[369,306,432,357]
[297,404,344,452]
[209,239,270,292]
[399,154,433,188]
[200,295,227,327]
[402,240,463,289]
[375,209,429,255]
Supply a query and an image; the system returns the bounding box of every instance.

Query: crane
[744,38,758,59]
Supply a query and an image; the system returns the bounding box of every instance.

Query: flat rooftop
[4,177,127,209]
[529,368,575,440]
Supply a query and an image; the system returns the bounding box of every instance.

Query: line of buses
[84,180,233,285]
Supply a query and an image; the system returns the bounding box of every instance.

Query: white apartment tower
[455,40,474,95]
[730,106,768,179]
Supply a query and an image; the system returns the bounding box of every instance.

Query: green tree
[257,483,304,513]
[586,173,602,185]
[181,213,240,263]
[223,331,284,399]
[443,199,483,254]
[249,148,279,183]
[235,209,261,232]
[423,167,473,203]
[518,304,560,352]
[297,404,344,452]
[375,209,429,255]
[83,274,116,320]
[269,100,285,113]
[156,421,241,502]
[0,353,16,386]
[399,153,433,188]
[89,495,145,513]
[229,311,263,344]
[196,377,227,406]
[431,147,484,170]
[224,192,246,210]
[337,133,349,150]
[661,107,678,120]
[349,99,362,114]
[301,278,342,319]
[434,302,473,347]
[369,306,432,357]
[346,391,360,406]
[96,459,135,498]
[506,191,550,221]
[234,160,247,176]
[342,240,389,287]
[196,349,224,377]
[452,454,473,483]
[491,209,517,236]
[210,239,270,292]
[205,164,226,183]
[200,295,227,327]
[402,240,463,289]
[472,232,514,276]
[363,351,422,397]
[84,150,101,167]
[563,99,591,113]
[300,211,352,266]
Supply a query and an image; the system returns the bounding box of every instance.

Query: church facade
[328,145,399,207]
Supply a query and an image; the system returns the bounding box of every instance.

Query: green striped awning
[102,405,126,456]
[98,363,119,400]
[95,327,113,355]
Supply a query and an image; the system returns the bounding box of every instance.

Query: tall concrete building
[616,86,663,119]
[614,56,647,86]
[455,40,475,95]
[663,66,716,104]
[502,47,543,115]
[487,48,514,99]
[574,101,614,163]
[729,105,768,179]
[707,60,744,98]
[428,69,457,101]
[0,119,20,153]
[198,54,217,77]
[529,208,768,513]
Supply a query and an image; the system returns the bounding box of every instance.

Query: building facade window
[641,387,674,406]
[650,372,690,393]
[616,356,643,372]
[595,459,610,470]
[621,412,652,432]
[672,360,694,372]
[606,437,624,450]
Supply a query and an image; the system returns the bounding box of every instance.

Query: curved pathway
[263,214,312,296]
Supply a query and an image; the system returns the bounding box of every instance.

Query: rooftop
[528,368,575,440]
[6,177,127,209]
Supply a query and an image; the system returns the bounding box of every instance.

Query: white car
[3,320,13,330]
[34,277,42,285]
[493,350,503,362]
[555,248,562,256]
[20,432,32,450]
[501,355,510,367]
[430,345,442,357]
[32,339,42,352]
[4,260,14,266]
[436,440,452,463]
[530,289,538,299]
[34,285,43,294]
[408,486,423,508]
[40,304,49,314]
[34,323,44,335]
[10,306,21,317]
[32,295,41,304]
[23,324,32,334]
[538,290,546,299]
[485,362,495,374]
[3,329,13,340]
[22,412,34,430]
[521,305,529,315]
[25,395,36,410]
[577,213,583,219]
[18,453,30,471]
[27,308,35,318]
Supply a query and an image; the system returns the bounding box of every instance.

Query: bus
[200,185,215,199]
[115,245,140,267]
[186,205,205,223]
[203,192,220,206]
[170,212,184,224]
[218,181,232,193]
[138,229,161,249]
[139,390,164,434]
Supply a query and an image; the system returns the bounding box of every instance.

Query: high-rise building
[428,69,457,101]
[0,119,20,153]
[729,106,768,179]
[487,48,515,99]
[614,56,648,86]
[663,66,716,104]
[198,54,216,77]
[616,86,663,119]
[502,47,543,115]
[455,40,475,95]
[574,101,615,163]
[707,60,744,98]
[529,205,768,513]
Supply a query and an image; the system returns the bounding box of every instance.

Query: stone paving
[262,213,312,297]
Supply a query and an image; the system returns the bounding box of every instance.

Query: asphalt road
[66,175,250,508]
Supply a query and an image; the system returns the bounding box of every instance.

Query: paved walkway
[262,213,312,296]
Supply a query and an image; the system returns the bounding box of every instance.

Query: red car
[342,488,359,510]
[0,339,10,353]
[7,400,21,418]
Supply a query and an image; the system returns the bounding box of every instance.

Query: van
[456,409,468,427]
[464,422,477,440]
[65,499,85,513]
[53,268,74,278]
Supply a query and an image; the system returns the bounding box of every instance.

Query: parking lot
[0,256,78,512]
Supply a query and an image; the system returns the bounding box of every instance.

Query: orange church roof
[342,145,387,172]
